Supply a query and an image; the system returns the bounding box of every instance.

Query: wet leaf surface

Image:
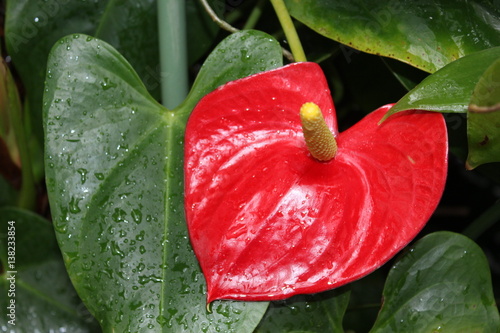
[386,46,500,117]
[44,31,282,332]
[255,288,350,333]
[285,0,500,73]
[371,231,500,332]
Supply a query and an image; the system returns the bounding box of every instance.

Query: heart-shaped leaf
[466,58,500,169]
[284,0,500,73]
[370,231,500,332]
[44,30,282,332]
[184,62,448,302]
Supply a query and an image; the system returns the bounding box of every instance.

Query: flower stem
[158,0,189,109]
[4,61,36,209]
[462,201,500,240]
[243,0,266,30]
[269,0,307,62]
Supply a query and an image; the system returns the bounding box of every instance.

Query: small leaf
[254,288,351,333]
[0,207,99,332]
[284,0,500,73]
[384,46,500,119]
[466,58,500,169]
[44,31,282,332]
[370,232,500,332]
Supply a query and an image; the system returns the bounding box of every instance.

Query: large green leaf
[44,30,282,332]
[5,0,221,137]
[181,29,283,112]
[370,232,500,332]
[5,0,109,150]
[284,0,500,73]
[466,58,500,169]
[93,0,160,98]
[254,289,350,333]
[385,46,500,117]
[0,207,99,332]
[5,0,157,184]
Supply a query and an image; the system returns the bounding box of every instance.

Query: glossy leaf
[254,288,351,333]
[370,231,500,332]
[385,46,500,118]
[0,207,99,332]
[5,0,160,184]
[94,0,161,99]
[466,58,500,169]
[284,0,500,73]
[184,62,448,302]
[181,29,283,112]
[6,0,108,147]
[44,31,282,332]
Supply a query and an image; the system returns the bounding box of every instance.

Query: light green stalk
[157,0,189,109]
[269,0,307,62]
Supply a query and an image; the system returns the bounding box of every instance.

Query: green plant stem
[346,302,382,312]
[157,0,189,109]
[200,0,239,33]
[242,0,266,30]
[269,0,306,62]
[462,200,500,240]
[8,73,36,210]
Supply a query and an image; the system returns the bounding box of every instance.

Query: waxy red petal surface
[184,62,448,302]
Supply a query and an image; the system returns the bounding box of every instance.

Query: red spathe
[184,62,448,302]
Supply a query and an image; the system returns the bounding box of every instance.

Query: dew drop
[68,196,82,214]
[77,168,88,184]
[131,209,142,224]
[110,241,125,258]
[94,172,105,180]
[100,77,117,90]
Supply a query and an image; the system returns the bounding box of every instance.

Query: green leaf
[370,231,500,332]
[4,0,160,173]
[466,58,500,169]
[6,0,108,148]
[44,31,282,332]
[381,57,428,91]
[254,289,351,333]
[0,207,99,332]
[94,0,161,99]
[284,0,500,73]
[384,46,500,119]
[180,29,283,112]
[0,176,17,207]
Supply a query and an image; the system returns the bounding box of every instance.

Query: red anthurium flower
[184,62,448,303]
